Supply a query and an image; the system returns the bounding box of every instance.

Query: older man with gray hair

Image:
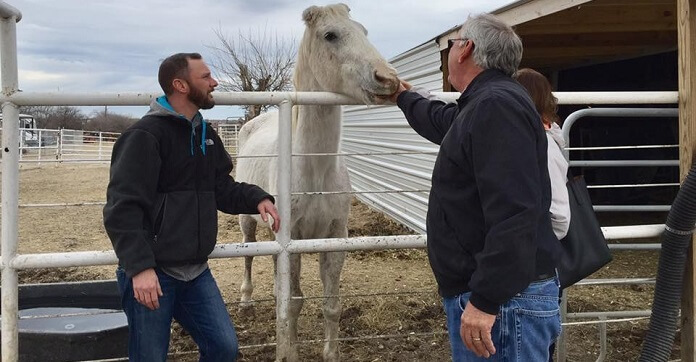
[384,13,562,361]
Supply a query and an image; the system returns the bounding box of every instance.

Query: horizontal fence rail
[427,91,679,105]
[0,90,680,107]
[6,224,665,270]
[0,91,363,106]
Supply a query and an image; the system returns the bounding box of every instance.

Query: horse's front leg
[287,253,303,361]
[239,214,257,310]
[320,223,347,361]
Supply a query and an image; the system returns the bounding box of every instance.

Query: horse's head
[295,3,399,104]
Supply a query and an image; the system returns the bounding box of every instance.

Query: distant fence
[216,124,240,156]
[0,124,240,164]
[0,128,117,164]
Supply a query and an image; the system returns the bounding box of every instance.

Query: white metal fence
[0,94,681,362]
[0,125,239,166]
[57,129,118,162]
[0,128,119,164]
[562,108,679,213]
[216,123,240,156]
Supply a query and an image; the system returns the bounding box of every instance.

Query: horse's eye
[324,32,338,42]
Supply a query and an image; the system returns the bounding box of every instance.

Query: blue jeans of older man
[442,276,561,361]
[116,267,238,362]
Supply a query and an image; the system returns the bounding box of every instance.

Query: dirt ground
[4,164,680,361]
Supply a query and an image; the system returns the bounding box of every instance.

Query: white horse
[234,4,398,361]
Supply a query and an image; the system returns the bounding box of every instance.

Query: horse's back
[235,111,279,192]
[238,111,279,149]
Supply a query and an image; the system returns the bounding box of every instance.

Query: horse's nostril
[374,70,389,83]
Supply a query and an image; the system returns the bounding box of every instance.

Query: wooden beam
[529,3,676,25]
[494,0,594,26]
[582,0,674,6]
[520,47,674,72]
[513,1,677,35]
[519,21,676,35]
[520,30,677,48]
[523,44,667,59]
[679,0,696,360]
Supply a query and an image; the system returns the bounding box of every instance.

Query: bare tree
[207,26,297,121]
[18,105,87,130]
[45,106,88,130]
[19,105,54,129]
[86,110,137,133]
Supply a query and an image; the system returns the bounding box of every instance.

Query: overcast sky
[9,0,513,120]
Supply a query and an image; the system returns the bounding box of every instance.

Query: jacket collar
[456,69,509,105]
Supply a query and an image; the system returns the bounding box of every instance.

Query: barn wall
[342,41,442,233]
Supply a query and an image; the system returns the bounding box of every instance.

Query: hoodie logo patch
[205,139,214,146]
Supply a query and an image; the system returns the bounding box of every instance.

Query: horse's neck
[291,104,342,186]
[294,105,342,155]
[291,66,343,177]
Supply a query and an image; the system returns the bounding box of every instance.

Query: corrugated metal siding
[342,41,442,233]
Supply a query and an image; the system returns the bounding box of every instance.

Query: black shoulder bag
[557,171,613,289]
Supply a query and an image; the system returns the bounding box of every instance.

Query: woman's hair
[514,68,559,125]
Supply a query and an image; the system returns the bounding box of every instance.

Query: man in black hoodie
[384,14,561,361]
[103,53,280,362]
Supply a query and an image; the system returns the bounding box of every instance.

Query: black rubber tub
[0,280,127,362]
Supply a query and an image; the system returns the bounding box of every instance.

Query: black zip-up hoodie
[396,70,561,314]
[103,96,273,278]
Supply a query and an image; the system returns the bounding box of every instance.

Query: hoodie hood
[146,96,180,118]
[546,122,565,148]
[148,96,207,155]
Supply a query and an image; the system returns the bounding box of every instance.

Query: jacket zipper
[194,123,203,259]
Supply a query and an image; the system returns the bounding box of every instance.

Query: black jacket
[103,108,272,278]
[396,70,560,314]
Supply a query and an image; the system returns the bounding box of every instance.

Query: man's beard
[188,86,215,110]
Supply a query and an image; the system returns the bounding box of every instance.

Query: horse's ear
[302,5,321,26]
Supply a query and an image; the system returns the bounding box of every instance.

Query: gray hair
[458,14,522,76]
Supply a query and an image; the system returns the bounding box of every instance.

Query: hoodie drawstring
[190,119,208,156]
[155,96,207,157]
[201,119,207,156]
[190,123,195,156]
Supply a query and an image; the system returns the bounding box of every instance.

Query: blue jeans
[443,277,561,361]
[116,267,238,362]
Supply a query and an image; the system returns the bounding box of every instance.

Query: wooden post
[679,0,696,360]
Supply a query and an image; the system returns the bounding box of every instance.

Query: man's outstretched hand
[378,80,412,103]
[258,198,280,233]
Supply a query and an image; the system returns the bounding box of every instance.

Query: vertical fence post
[98,131,103,160]
[598,317,607,361]
[0,7,21,362]
[58,128,64,162]
[234,124,239,157]
[17,128,22,162]
[37,129,42,165]
[275,100,293,360]
[1,103,20,362]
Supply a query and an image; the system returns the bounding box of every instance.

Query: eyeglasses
[447,38,468,49]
